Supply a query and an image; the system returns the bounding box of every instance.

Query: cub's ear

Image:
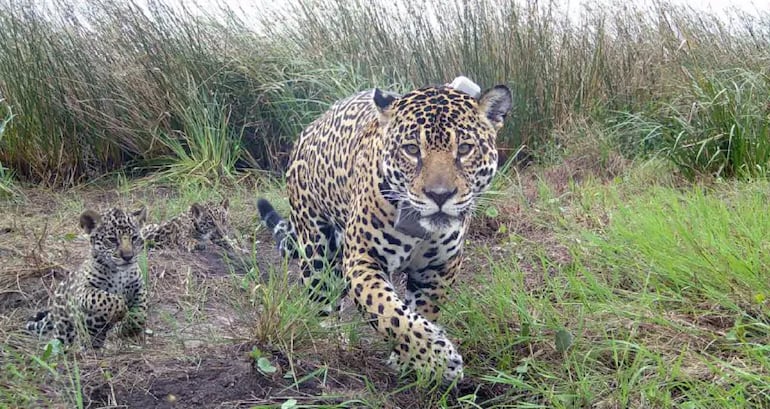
[131,206,147,226]
[190,203,203,219]
[220,198,229,211]
[79,210,101,234]
[478,85,513,130]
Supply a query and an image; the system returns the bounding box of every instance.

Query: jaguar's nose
[423,187,458,207]
[118,237,134,262]
[120,251,134,262]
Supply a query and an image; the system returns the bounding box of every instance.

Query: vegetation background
[0,0,769,407]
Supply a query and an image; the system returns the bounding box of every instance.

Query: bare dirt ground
[0,168,585,408]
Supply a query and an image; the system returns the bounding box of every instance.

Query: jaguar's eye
[402,144,420,157]
[458,143,473,156]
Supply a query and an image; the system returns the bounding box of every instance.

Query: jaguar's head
[376,84,512,233]
[190,198,231,243]
[80,206,147,267]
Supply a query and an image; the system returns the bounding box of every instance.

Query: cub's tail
[24,310,54,336]
[257,198,297,258]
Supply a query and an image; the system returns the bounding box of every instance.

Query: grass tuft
[150,84,245,186]
[611,68,770,179]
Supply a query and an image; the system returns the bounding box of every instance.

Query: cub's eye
[458,143,473,156]
[402,144,420,157]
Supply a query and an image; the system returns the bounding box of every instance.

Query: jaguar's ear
[478,85,513,130]
[372,88,399,125]
[190,203,203,219]
[220,198,229,211]
[373,88,398,112]
[79,210,101,234]
[131,206,147,226]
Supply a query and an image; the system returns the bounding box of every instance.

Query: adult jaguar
[258,81,512,383]
[25,207,148,349]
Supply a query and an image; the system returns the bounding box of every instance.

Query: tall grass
[612,68,770,179]
[0,0,366,185]
[0,98,18,198]
[263,0,770,152]
[150,84,246,185]
[0,0,768,184]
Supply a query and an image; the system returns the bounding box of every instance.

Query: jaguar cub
[25,207,148,349]
[141,199,237,253]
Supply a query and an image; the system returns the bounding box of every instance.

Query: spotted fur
[25,207,148,349]
[141,199,237,253]
[258,83,512,383]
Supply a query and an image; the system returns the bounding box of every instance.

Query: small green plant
[554,328,573,353]
[256,357,278,375]
[29,340,63,374]
[249,346,278,375]
[281,399,298,409]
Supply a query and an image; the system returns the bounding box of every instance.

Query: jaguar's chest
[348,190,467,274]
[367,224,466,275]
[82,263,139,296]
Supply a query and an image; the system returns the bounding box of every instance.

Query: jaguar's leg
[77,288,127,349]
[405,250,463,322]
[345,254,463,383]
[294,216,345,317]
[119,276,147,338]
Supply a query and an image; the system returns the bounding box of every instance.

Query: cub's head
[375,84,512,233]
[80,206,147,267]
[189,198,231,243]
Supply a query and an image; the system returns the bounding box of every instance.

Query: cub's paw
[108,299,128,324]
[118,315,146,338]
